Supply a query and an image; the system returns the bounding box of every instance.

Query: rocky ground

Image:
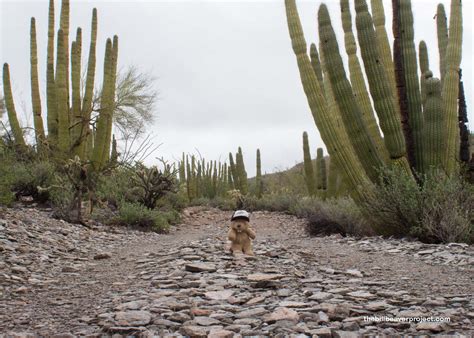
[1,205,473,337]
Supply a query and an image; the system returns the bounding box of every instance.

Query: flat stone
[264,307,299,323]
[345,269,363,278]
[181,325,208,336]
[347,291,375,299]
[94,252,112,260]
[309,292,333,301]
[208,329,235,338]
[115,300,148,311]
[365,301,388,311]
[279,301,309,308]
[236,307,268,318]
[416,322,447,332]
[204,290,233,300]
[185,263,216,273]
[246,273,283,282]
[114,310,151,326]
[194,316,221,326]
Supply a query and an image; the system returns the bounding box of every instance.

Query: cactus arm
[309,43,324,90]
[59,0,70,115]
[458,69,469,165]
[442,0,462,174]
[327,156,338,198]
[436,4,448,84]
[79,8,98,159]
[318,4,385,182]
[3,64,26,147]
[422,72,443,170]
[46,0,57,142]
[302,132,316,196]
[91,38,112,169]
[71,28,82,155]
[398,0,424,174]
[285,0,369,198]
[103,35,119,163]
[30,17,46,150]
[371,0,398,101]
[56,29,70,154]
[418,40,429,106]
[236,147,248,194]
[340,0,388,160]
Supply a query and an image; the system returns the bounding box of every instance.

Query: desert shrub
[96,168,138,207]
[112,201,170,233]
[359,167,423,237]
[243,194,299,212]
[360,167,473,243]
[155,191,188,212]
[0,154,56,205]
[414,173,473,243]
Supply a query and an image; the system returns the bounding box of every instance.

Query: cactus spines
[256,149,263,198]
[103,35,119,162]
[3,64,26,147]
[442,0,462,174]
[399,0,423,174]
[459,69,469,165]
[56,29,70,153]
[30,17,46,150]
[340,0,387,160]
[302,132,316,196]
[436,4,448,83]
[423,72,443,170]
[46,0,57,141]
[355,0,409,169]
[285,0,369,197]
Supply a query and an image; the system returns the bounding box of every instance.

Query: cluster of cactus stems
[2,0,118,170]
[285,0,466,199]
[178,147,264,201]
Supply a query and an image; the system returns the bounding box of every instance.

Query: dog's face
[231,219,249,233]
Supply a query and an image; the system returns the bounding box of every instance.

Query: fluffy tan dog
[227,218,256,255]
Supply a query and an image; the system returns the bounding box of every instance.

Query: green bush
[360,167,473,243]
[96,168,139,207]
[112,201,171,233]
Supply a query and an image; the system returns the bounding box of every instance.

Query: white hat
[231,210,250,221]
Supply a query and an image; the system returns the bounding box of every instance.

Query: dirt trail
[1,206,473,336]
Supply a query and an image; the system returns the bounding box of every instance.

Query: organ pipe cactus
[302,132,316,196]
[3,0,118,167]
[316,148,326,191]
[285,0,369,199]
[327,157,338,198]
[319,4,385,182]
[419,40,429,106]
[236,147,248,195]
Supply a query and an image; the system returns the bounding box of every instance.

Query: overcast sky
[1,0,472,176]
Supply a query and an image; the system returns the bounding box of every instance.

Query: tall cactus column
[436,4,448,84]
[442,0,462,174]
[256,149,263,198]
[302,132,316,196]
[3,64,26,147]
[423,73,443,170]
[399,0,424,174]
[46,0,57,142]
[30,18,46,150]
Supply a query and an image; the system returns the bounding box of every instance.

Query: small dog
[227,210,256,255]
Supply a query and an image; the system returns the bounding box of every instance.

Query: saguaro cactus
[423,72,443,170]
[46,0,57,141]
[436,4,448,83]
[302,132,316,196]
[236,147,248,194]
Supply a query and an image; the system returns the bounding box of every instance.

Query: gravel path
[1,206,473,336]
